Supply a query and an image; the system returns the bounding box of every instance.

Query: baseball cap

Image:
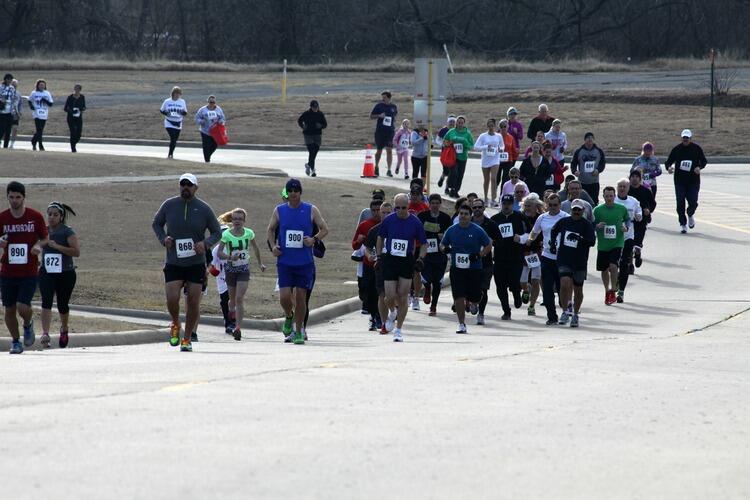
[285,178,302,192]
[681,129,692,138]
[571,199,586,210]
[179,173,198,185]
[372,188,385,200]
[501,194,514,204]
[507,107,518,116]
[310,100,319,108]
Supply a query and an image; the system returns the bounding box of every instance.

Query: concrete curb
[0,328,169,351]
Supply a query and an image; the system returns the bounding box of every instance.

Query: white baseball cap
[680,129,692,138]
[179,173,198,185]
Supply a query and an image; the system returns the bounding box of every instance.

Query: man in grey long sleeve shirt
[152,172,222,351]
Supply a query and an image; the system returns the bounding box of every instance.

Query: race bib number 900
[285,230,304,249]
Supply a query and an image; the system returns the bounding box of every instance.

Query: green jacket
[444,127,475,161]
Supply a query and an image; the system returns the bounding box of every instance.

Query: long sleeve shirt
[194,105,226,135]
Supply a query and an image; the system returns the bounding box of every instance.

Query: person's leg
[75,117,83,147]
[559,276,573,314]
[168,128,180,157]
[686,182,700,219]
[374,147,383,170]
[31,118,42,147]
[55,271,76,332]
[530,279,540,306]
[540,257,558,321]
[220,290,230,327]
[165,280,182,324]
[573,285,584,314]
[600,271,610,292]
[608,263,618,292]
[39,273,55,334]
[0,114,10,147]
[233,279,249,327]
[395,150,404,173]
[584,183,599,205]
[294,285,308,334]
[279,287,294,317]
[385,146,393,171]
[226,284,236,325]
[674,183,687,226]
[455,295,466,324]
[454,159,467,195]
[618,240,634,291]
[184,282,203,341]
[494,266,510,315]
[309,142,320,170]
[201,132,212,162]
[37,119,47,149]
[482,168,491,200]
[67,116,76,150]
[395,277,411,328]
[490,166,499,201]
[5,305,19,341]
[303,279,314,329]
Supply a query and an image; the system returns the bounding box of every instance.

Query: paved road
[1,143,749,499]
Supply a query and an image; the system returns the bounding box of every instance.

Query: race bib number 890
[8,243,28,264]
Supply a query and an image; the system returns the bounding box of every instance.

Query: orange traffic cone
[361,144,376,178]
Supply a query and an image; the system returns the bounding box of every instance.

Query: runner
[394,119,411,179]
[297,99,327,177]
[195,95,225,163]
[353,199,383,331]
[209,234,231,333]
[217,208,266,340]
[502,166,529,197]
[0,182,48,354]
[512,182,528,212]
[473,118,502,206]
[560,180,594,221]
[440,204,492,334]
[614,178,643,303]
[593,186,629,305]
[542,140,565,191]
[548,199,596,327]
[664,129,707,233]
[506,107,524,151]
[407,182,430,309]
[29,79,53,151]
[490,194,526,320]
[526,193,569,325]
[544,119,567,169]
[519,141,553,197]
[443,116,475,198]
[357,188,386,225]
[471,198,501,324]
[160,86,187,159]
[370,91,398,177]
[519,194,544,315]
[63,84,86,153]
[436,116,457,190]
[266,178,329,344]
[497,118,520,187]
[410,125,429,184]
[417,194,452,316]
[366,202,395,333]
[152,173,222,352]
[558,174,595,205]
[627,170,656,270]
[376,193,427,342]
[524,131,546,158]
[39,202,79,348]
[631,142,662,196]
[570,132,606,205]
[526,103,555,142]
[0,73,16,149]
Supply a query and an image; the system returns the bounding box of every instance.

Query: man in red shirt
[352,199,382,330]
[0,181,48,354]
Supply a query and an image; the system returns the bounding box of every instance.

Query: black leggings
[201,132,217,162]
[411,156,427,178]
[32,118,47,148]
[306,142,320,169]
[166,127,181,156]
[617,239,635,291]
[220,290,230,327]
[447,159,467,195]
[39,270,77,314]
[68,116,83,149]
[0,113,12,148]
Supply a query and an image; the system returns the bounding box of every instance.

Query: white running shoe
[305,163,311,176]
[688,215,695,229]
[680,225,688,234]
[393,328,403,342]
[411,296,420,311]
[385,318,395,333]
[456,323,468,334]
[387,308,397,322]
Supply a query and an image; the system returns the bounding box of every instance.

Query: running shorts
[225,271,250,287]
[375,129,395,150]
[449,268,482,303]
[0,276,38,307]
[277,263,315,290]
[383,254,414,281]
[558,264,587,287]
[164,263,206,285]
[596,248,622,271]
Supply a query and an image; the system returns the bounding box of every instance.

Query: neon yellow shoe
[169,322,181,347]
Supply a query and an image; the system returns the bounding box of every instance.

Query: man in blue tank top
[267,179,329,344]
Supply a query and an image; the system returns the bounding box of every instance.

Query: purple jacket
[507,121,524,150]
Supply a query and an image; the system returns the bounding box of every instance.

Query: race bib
[546,175,554,186]
[498,223,513,239]
[36,107,48,120]
[584,161,595,173]
[72,107,81,118]
[643,172,650,181]
[455,253,470,269]
[563,231,579,248]
[390,239,408,257]
[399,138,409,149]
[680,160,692,171]
[169,111,181,118]
[487,145,497,156]
[8,243,28,264]
[426,238,438,253]
[382,116,392,127]
[499,152,509,162]
[207,110,217,120]
[175,238,196,258]
[524,253,540,268]
[44,253,62,273]
[604,225,617,239]
[454,143,463,154]
[285,230,304,249]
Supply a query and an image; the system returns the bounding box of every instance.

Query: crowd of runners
[0,77,711,352]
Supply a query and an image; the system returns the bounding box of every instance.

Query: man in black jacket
[298,100,328,177]
[490,194,526,320]
[664,129,707,234]
[627,170,656,268]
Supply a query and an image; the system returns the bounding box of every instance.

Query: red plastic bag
[440,144,456,168]
[209,122,229,146]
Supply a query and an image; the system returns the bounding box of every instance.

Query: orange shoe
[169,322,181,346]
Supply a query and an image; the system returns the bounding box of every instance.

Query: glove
[469,253,480,262]
[548,243,557,255]
[181,110,188,116]
[442,244,452,254]
[414,258,424,272]
[209,265,220,277]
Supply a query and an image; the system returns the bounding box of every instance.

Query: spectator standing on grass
[195,95,225,163]
[8,79,22,149]
[297,99,327,177]
[64,84,86,153]
[526,103,554,143]
[160,86,187,159]
[570,132,606,205]
[0,73,17,149]
[506,107,524,151]
[29,79,53,151]
[370,91,398,177]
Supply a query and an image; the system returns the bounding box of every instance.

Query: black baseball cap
[285,178,302,192]
[310,100,319,108]
[501,194,514,204]
[372,188,385,200]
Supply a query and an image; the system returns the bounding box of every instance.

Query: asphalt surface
[1,143,749,499]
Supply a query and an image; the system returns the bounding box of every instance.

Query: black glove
[181,110,188,116]
[548,242,557,255]
[442,244,452,254]
[469,253,480,262]
[414,258,424,272]
[160,110,168,116]
[42,98,52,106]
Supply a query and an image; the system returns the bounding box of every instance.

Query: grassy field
[0,314,156,337]
[0,150,396,319]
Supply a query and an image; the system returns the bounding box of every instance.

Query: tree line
[2,0,749,63]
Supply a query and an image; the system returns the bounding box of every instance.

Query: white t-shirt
[615,195,642,240]
[474,132,503,168]
[211,245,228,295]
[160,98,187,129]
[29,90,53,120]
[531,211,570,260]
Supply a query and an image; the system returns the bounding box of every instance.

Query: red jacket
[352,217,379,266]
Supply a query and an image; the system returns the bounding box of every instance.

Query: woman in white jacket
[29,79,53,151]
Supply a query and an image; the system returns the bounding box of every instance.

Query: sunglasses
[395,206,408,210]
[179,180,194,187]
[286,188,301,193]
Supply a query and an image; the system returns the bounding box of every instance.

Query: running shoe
[558,311,570,325]
[373,317,383,330]
[456,323,467,334]
[305,163,311,176]
[303,330,308,341]
[423,283,432,304]
[404,174,410,180]
[411,297,420,311]
[23,320,35,347]
[570,314,579,328]
[605,290,616,306]
[225,324,234,335]
[393,328,403,342]
[428,306,436,317]
[169,322,181,347]
[9,340,23,354]
[284,333,294,343]
[680,225,688,234]
[310,168,317,178]
[180,339,192,352]
[545,319,558,326]
[282,315,294,336]
[386,169,393,177]
[521,290,530,304]
[380,325,389,335]
[374,166,380,177]
[368,319,377,332]
[476,314,485,325]
[513,292,523,309]
[40,332,51,349]
[385,318,395,333]
[469,302,478,315]
[191,332,199,342]
[688,215,695,229]
[437,175,444,187]
[293,331,305,345]
[59,330,69,348]
[233,328,241,341]
[616,290,624,303]
[501,313,511,321]
[387,308,397,323]
[527,305,536,316]
[395,166,400,175]
[634,251,643,268]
